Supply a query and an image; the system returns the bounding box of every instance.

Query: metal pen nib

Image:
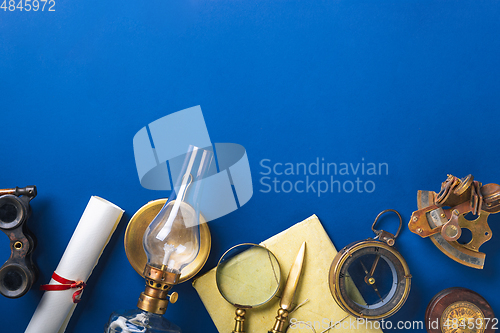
[269,242,306,333]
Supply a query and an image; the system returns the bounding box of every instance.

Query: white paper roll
[25,196,124,333]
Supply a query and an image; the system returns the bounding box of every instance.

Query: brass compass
[442,302,484,333]
[329,209,411,320]
[426,287,496,333]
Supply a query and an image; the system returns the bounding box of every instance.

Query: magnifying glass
[216,243,281,333]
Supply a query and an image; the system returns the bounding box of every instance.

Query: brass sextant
[408,174,500,269]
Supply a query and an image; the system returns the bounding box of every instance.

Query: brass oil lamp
[105,146,213,333]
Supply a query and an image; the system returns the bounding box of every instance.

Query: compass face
[441,301,485,333]
[329,240,411,320]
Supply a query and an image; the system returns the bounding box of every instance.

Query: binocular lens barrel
[0,187,38,298]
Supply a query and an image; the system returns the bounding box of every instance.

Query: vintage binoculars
[0,186,38,298]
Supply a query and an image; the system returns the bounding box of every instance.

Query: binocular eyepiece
[0,186,38,298]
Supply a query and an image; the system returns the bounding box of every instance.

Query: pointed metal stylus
[269,242,306,333]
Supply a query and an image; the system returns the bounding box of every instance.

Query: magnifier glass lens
[217,245,280,308]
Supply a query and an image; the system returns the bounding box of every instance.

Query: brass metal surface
[124,199,211,283]
[426,287,495,333]
[408,204,442,237]
[441,301,485,333]
[137,292,170,315]
[143,265,180,287]
[269,308,288,333]
[280,242,306,311]
[168,292,178,304]
[269,242,306,333]
[328,240,412,320]
[441,210,462,242]
[435,174,474,207]
[371,209,402,241]
[143,284,170,299]
[136,266,180,315]
[458,212,492,253]
[409,199,471,238]
[481,183,500,213]
[233,308,246,333]
[417,188,493,269]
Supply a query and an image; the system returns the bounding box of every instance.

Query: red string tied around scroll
[40,272,87,303]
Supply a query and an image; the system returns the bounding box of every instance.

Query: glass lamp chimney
[138,146,213,314]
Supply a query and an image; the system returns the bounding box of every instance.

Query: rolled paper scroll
[25,196,124,333]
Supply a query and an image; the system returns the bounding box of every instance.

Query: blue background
[1,1,500,332]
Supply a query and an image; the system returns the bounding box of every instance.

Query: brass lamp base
[137,291,171,315]
[137,265,180,315]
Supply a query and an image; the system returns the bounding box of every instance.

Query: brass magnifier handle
[233,308,246,333]
[269,309,289,333]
